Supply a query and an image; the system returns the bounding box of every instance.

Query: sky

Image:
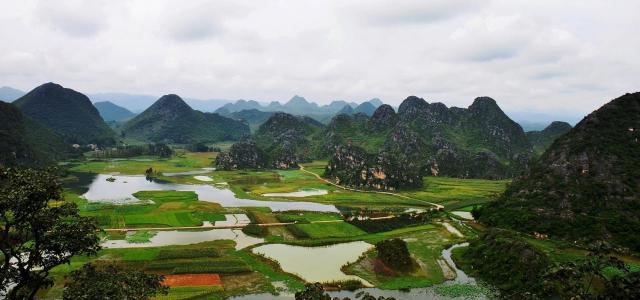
[1,0,639,119]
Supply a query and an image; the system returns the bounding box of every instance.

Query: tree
[295,283,332,300]
[294,283,395,300]
[542,243,630,298]
[375,239,413,272]
[63,263,168,300]
[0,167,101,299]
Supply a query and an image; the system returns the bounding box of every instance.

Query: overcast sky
[1,0,639,118]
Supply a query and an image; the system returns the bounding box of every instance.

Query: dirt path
[103,215,397,232]
[299,164,444,210]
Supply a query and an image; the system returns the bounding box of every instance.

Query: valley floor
[40,151,637,300]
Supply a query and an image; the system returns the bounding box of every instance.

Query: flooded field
[251,241,373,285]
[78,174,338,212]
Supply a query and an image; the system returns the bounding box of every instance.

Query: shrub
[348,212,433,233]
[242,224,267,237]
[375,239,413,272]
[323,279,363,291]
[285,224,310,239]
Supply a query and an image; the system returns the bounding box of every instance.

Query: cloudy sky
[1,0,639,119]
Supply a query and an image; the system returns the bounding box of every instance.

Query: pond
[251,241,374,286]
[76,174,339,212]
[103,229,263,250]
[262,189,328,198]
[451,211,474,220]
[232,243,489,300]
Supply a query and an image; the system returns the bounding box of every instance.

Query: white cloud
[0,0,638,120]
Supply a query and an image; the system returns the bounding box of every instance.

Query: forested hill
[121,94,249,144]
[323,96,533,180]
[0,101,71,167]
[526,121,572,155]
[478,92,640,250]
[216,112,324,170]
[13,83,116,146]
[218,95,535,187]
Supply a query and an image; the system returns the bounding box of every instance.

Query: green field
[68,189,225,229]
[41,153,611,299]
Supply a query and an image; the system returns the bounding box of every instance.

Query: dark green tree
[600,271,640,299]
[543,243,629,298]
[375,239,413,272]
[63,263,168,300]
[0,167,101,299]
[295,283,332,300]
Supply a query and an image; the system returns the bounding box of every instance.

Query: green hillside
[478,92,640,250]
[14,83,115,146]
[121,94,249,144]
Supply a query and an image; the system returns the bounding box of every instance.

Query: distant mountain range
[0,86,25,102]
[215,95,383,117]
[94,101,136,122]
[88,92,230,113]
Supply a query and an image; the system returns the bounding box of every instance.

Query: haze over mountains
[1,84,580,131]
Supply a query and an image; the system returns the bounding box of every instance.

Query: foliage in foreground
[463,229,640,299]
[0,167,101,299]
[63,263,168,300]
[294,283,396,300]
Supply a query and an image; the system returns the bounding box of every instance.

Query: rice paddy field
[44,152,570,299]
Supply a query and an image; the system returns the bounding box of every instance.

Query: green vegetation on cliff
[478,92,640,251]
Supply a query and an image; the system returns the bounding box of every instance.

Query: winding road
[298,164,444,210]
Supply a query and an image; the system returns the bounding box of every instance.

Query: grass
[342,225,461,289]
[53,155,514,298]
[276,211,342,223]
[126,230,156,243]
[399,176,509,210]
[68,190,225,229]
[295,222,367,239]
[68,152,216,174]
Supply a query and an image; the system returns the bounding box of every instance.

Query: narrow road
[298,164,445,210]
[103,215,396,232]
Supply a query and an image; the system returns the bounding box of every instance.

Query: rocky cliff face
[214,140,268,170]
[324,145,422,191]
[479,92,640,250]
[254,112,324,168]
[323,96,533,180]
